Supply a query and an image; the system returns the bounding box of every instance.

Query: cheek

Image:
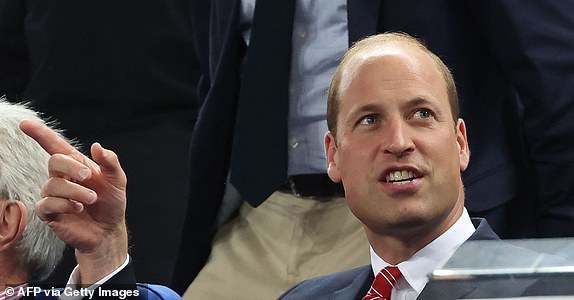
[345,196,368,223]
[337,145,380,205]
[337,141,377,177]
[423,135,461,180]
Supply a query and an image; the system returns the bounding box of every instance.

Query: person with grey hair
[0,99,66,289]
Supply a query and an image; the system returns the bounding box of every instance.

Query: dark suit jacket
[173,0,574,292]
[279,218,503,300]
[0,1,199,284]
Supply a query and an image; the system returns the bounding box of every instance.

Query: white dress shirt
[60,254,130,300]
[369,208,476,300]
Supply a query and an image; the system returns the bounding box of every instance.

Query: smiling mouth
[385,170,418,185]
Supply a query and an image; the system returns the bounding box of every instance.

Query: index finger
[20,119,77,155]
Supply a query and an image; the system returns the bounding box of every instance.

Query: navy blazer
[174,0,574,292]
[279,218,502,300]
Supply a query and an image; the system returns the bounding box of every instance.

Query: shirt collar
[0,283,28,300]
[370,208,475,294]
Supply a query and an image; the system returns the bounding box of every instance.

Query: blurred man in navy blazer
[0,1,199,284]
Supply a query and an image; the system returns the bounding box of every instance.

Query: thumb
[90,143,127,188]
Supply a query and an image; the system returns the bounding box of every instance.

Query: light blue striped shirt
[240,0,349,175]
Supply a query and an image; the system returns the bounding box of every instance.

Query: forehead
[340,44,446,102]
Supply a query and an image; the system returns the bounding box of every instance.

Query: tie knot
[380,266,402,286]
[362,266,403,300]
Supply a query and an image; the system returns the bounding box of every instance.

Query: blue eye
[359,114,378,125]
[414,109,433,119]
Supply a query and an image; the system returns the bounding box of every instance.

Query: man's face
[325,45,469,239]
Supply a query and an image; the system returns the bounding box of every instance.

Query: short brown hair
[327,32,459,137]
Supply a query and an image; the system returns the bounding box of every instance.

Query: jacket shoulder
[137,284,181,300]
[280,265,371,300]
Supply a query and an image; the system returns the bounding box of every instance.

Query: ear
[325,132,342,183]
[456,119,470,172]
[0,200,28,251]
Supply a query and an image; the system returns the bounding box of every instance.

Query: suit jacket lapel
[330,266,373,300]
[417,218,500,299]
[468,218,500,241]
[211,0,241,67]
[417,280,478,299]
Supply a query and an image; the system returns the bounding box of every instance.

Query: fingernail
[75,202,84,213]
[78,169,91,180]
[86,191,97,204]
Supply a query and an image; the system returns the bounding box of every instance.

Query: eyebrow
[403,96,443,114]
[406,96,436,107]
[351,96,438,115]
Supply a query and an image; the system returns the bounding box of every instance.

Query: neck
[0,253,28,291]
[0,273,28,293]
[366,200,465,265]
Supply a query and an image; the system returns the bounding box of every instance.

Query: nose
[382,118,415,157]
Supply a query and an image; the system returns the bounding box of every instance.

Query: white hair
[0,98,66,281]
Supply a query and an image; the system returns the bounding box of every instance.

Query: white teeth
[401,170,408,178]
[386,170,414,183]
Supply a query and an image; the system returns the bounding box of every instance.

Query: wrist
[75,225,129,284]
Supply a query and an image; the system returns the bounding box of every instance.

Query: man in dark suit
[280,31,498,300]
[174,0,574,297]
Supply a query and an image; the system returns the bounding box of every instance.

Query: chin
[363,213,427,233]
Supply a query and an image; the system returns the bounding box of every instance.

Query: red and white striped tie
[362,266,402,300]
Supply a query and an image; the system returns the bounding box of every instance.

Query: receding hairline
[327,32,459,137]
